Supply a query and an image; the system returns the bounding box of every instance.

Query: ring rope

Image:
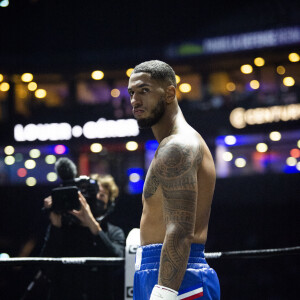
[204,246,300,259]
[0,246,299,266]
[0,257,125,267]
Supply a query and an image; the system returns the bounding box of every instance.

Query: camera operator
[40,158,125,300]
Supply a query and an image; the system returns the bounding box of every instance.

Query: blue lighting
[216,134,264,147]
[127,168,144,194]
[145,140,159,151]
[127,168,144,177]
[283,165,300,174]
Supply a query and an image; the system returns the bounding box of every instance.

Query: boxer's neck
[151,104,186,143]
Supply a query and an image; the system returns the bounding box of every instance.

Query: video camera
[51,158,99,214]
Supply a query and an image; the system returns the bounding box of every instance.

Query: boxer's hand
[150,285,178,300]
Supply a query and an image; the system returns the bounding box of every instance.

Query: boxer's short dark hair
[133,60,177,87]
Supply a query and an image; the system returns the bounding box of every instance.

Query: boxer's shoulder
[154,135,202,175]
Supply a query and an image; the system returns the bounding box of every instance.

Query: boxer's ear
[165,85,176,104]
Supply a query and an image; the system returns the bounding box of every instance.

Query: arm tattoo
[155,143,192,178]
[153,140,202,290]
[143,173,159,199]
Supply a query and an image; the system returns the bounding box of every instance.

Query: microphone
[52,157,80,216]
[54,157,77,181]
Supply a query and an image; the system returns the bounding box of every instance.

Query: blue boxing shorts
[133,244,220,300]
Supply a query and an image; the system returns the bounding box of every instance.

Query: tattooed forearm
[159,225,193,289]
[160,233,186,282]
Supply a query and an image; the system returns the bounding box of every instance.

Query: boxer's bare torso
[129,69,216,290]
[140,124,216,246]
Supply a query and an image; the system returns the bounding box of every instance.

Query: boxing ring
[0,229,299,299]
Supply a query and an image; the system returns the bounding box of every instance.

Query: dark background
[0,0,300,299]
[1,0,300,71]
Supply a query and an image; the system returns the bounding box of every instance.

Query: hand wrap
[150,285,178,300]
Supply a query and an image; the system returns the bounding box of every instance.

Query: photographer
[40,158,125,300]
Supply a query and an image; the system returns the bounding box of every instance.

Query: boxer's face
[128,72,166,128]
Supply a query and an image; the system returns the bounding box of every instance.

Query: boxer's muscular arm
[154,138,203,291]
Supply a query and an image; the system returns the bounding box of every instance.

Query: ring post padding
[124,228,140,300]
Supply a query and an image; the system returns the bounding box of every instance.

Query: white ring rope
[0,246,299,266]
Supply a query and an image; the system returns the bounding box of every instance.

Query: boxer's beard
[137,96,166,129]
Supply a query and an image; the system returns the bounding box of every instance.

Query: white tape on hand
[150,285,178,300]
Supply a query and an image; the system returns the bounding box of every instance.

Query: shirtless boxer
[128,60,220,300]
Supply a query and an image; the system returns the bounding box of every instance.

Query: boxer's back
[140,125,216,246]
